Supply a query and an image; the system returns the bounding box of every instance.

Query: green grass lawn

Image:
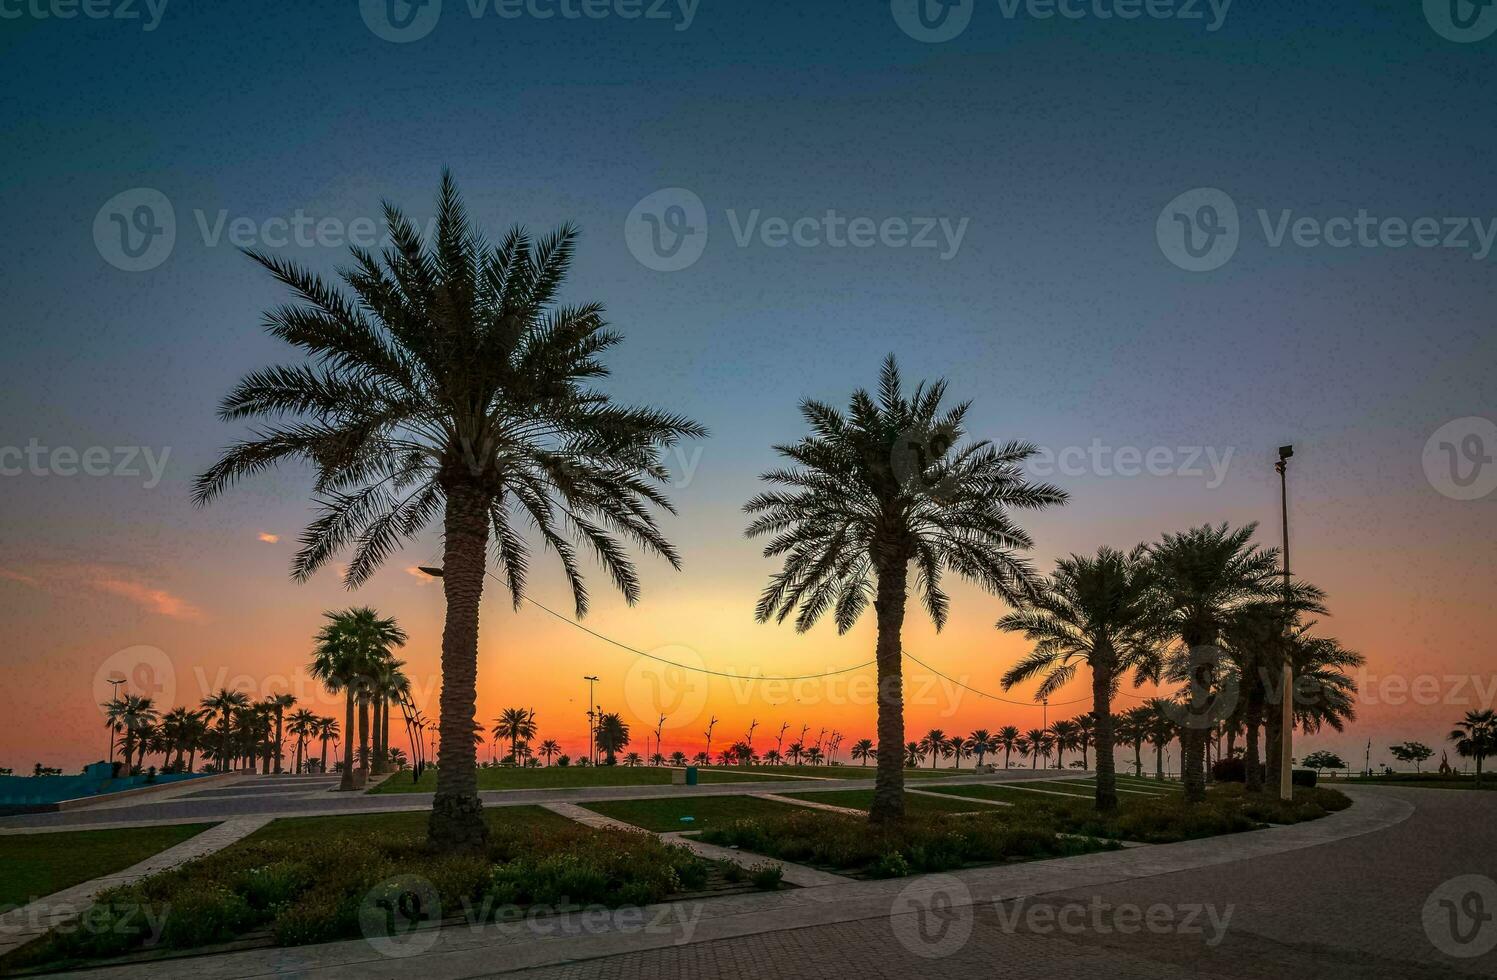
[1321,773,1496,791]
[2,805,726,973]
[782,789,991,814]
[0,823,216,907]
[371,765,784,794]
[579,795,807,832]
[712,765,960,780]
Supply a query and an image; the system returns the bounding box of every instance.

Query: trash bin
[684,765,698,786]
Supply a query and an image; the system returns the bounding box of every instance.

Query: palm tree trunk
[339,690,356,790]
[1155,743,1164,780]
[221,720,231,774]
[320,736,330,773]
[1244,694,1264,793]
[371,697,383,774]
[1092,664,1119,812]
[869,558,908,824]
[188,746,197,773]
[1132,741,1142,777]
[274,710,284,774]
[428,481,491,852]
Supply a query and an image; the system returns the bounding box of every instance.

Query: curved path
[43,784,1489,979]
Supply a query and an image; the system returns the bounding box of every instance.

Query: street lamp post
[105,677,126,763]
[1277,445,1294,802]
[583,676,598,766]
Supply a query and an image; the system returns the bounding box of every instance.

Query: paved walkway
[0,816,272,959]
[60,787,1456,979]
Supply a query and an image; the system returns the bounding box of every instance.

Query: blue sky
[2,1,1494,766]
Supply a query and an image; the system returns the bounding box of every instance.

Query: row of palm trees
[100,691,343,775]
[1449,709,1496,784]
[196,176,1362,846]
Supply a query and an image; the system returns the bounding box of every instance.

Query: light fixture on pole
[1276,444,1294,802]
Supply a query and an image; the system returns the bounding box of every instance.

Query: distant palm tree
[493,708,538,766]
[804,746,824,766]
[389,747,409,770]
[745,356,1065,822]
[1146,699,1178,779]
[266,693,296,774]
[538,738,561,766]
[1000,546,1162,810]
[787,742,805,766]
[200,689,249,773]
[1449,709,1496,785]
[195,174,703,850]
[1022,728,1050,769]
[995,725,1021,769]
[964,730,995,769]
[1116,708,1150,777]
[761,749,783,765]
[309,608,407,790]
[1148,523,1281,801]
[692,751,710,766]
[1073,714,1095,770]
[314,716,339,773]
[919,729,949,769]
[287,708,318,774]
[159,707,201,772]
[1049,720,1080,770]
[103,695,159,772]
[596,713,630,766]
[904,741,924,767]
[670,751,689,766]
[623,752,641,767]
[850,738,876,766]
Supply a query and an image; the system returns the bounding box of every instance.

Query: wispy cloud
[0,568,40,587]
[257,532,280,543]
[87,573,207,621]
[405,566,437,585]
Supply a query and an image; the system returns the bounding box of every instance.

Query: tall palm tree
[287,708,318,774]
[180,711,209,773]
[194,174,703,851]
[999,545,1161,810]
[159,707,200,772]
[1449,709,1496,785]
[919,728,949,770]
[904,741,924,767]
[596,713,629,766]
[1145,699,1178,779]
[314,716,339,773]
[1147,524,1280,801]
[310,608,407,790]
[670,751,689,766]
[1022,727,1050,769]
[995,725,1021,769]
[851,737,876,766]
[744,356,1065,822]
[266,693,296,774]
[787,742,804,766]
[493,708,538,765]
[1073,714,1094,770]
[200,688,249,773]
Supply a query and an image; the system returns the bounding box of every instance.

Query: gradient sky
[2,2,1494,773]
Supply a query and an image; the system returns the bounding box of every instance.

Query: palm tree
[1116,707,1150,777]
[538,739,561,766]
[1073,714,1094,770]
[314,716,339,773]
[744,356,1065,822]
[266,693,296,774]
[309,609,406,789]
[1022,728,1050,769]
[287,708,318,774]
[804,746,824,766]
[596,713,629,766]
[195,174,703,851]
[787,742,804,766]
[964,730,994,768]
[850,738,876,766]
[919,729,949,770]
[103,696,159,772]
[1449,709,1496,785]
[904,741,924,767]
[493,708,538,766]
[995,725,1020,769]
[389,747,410,770]
[200,688,249,773]
[1049,720,1080,770]
[692,751,710,766]
[159,707,201,771]
[1148,523,1280,801]
[180,711,209,773]
[1146,699,1178,779]
[670,751,688,766]
[368,657,409,774]
[999,545,1161,810]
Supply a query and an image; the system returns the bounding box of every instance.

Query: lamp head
[1278,445,1294,460]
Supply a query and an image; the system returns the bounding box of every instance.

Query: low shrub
[748,861,784,890]
[1210,757,1245,782]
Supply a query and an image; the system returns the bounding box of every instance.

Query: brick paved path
[505,788,1495,980]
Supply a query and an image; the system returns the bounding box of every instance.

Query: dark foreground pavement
[509,787,1497,980]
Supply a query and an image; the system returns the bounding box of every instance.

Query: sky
[1,1,1494,774]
